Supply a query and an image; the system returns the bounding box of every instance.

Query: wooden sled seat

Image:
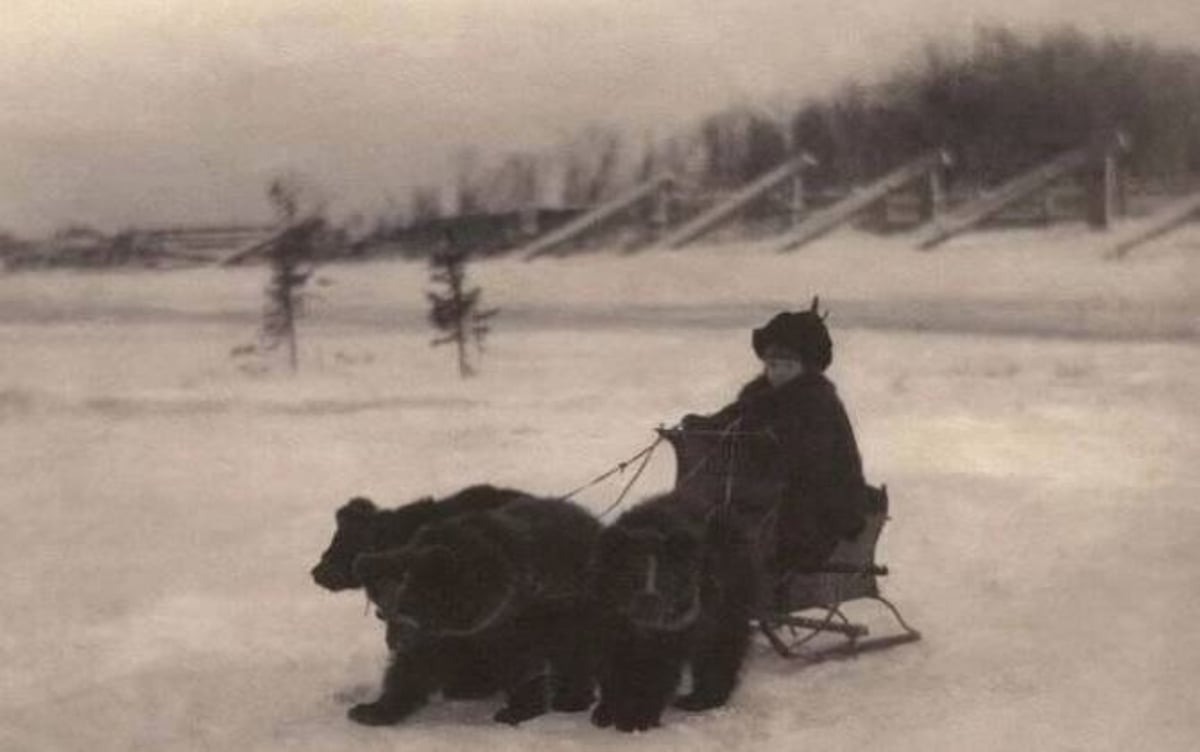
[658,426,920,660]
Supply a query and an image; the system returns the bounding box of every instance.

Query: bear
[349,495,602,727]
[311,484,524,592]
[311,484,525,699]
[589,491,757,732]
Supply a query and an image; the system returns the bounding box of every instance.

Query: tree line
[372,24,1200,238]
[6,25,1198,254]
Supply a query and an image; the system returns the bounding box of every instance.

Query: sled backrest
[657,426,787,516]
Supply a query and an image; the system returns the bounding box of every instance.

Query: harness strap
[558,435,663,513]
[595,437,661,520]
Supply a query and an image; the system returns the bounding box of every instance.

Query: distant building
[130,224,277,264]
[367,208,584,259]
[0,231,33,269]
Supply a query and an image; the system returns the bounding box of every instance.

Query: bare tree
[484,151,541,212]
[452,147,486,215]
[409,184,444,224]
[560,124,625,205]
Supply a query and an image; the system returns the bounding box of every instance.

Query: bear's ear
[337,497,377,524]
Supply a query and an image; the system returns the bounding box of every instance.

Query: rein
[558,434,665,520]
[558,417,773,522]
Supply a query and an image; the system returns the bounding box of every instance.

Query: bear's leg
[441,641,502,700]
[485,617,553,725]
[492,656,552,725]
[672,626,750,711]
[545,605,596,713]
[616,651,683,732]
[674,590,754,711]
[348,643,441,726]
[589,626,624,729]
[596,630,686,732]
[591,654,635,730]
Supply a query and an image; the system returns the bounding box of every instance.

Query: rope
[557,435,664,519]
[555,414,770,524]
[558,437,661,501]
[595,437,661,520]
[557,417,753,523]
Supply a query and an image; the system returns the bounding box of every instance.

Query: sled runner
[657,426,921,660]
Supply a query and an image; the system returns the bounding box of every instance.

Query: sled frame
[658,426,920,660]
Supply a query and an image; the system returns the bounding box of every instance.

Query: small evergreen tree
[426,234,497,378]
[239,177,328,373]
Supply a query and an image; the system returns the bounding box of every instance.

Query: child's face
[762,355,805,387]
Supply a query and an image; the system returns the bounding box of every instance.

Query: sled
[657,425,921,661]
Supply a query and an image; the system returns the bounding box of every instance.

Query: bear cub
[589,492,757,732]
[351,495,601,726]
[311,484,525,700]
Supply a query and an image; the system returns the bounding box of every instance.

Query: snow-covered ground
[1,225,1197,751]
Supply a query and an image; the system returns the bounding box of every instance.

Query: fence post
[650,180,672,238]
[917,166,946,223]
[519,206,540,238]
[1084,152,1116,230]
[788,172,807,227]
[1086,132,1126,230]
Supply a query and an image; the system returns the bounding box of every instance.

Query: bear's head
[310,495,436,591]
[351,522,521,649]
[592,511,705,632]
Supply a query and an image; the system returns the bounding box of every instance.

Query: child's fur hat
[751,297,832,372]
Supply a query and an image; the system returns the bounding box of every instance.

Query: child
[682,300,867,572]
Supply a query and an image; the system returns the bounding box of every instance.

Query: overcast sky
[2,0,1197,236]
